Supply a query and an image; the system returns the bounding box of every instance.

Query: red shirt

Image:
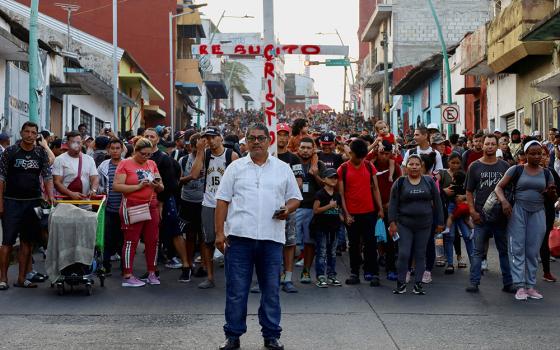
[381,133,396,144]
[116,158,159,203]
[374,160,402,206]
[338,161,378,215]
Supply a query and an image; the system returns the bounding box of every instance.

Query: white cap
[532,130,541,137]
[494,128,501,133]
[239,138,247,145]
[427,123,439,130]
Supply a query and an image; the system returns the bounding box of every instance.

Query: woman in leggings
[389,154,444,295]
[495,140,556,300]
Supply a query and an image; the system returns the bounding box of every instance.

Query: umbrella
[309,104,332,112]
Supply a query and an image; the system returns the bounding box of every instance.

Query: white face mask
[69,142,81,151]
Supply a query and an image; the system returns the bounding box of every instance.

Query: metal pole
[113,0,119,134]
[383,31,390,123]
[343,67,347,112]
[169,12,175,133]
[28,0,40,124]
[427,0,454,135]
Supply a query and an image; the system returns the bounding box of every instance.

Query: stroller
[46,196,106,296]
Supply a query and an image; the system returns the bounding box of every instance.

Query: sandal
[444,265,455,275]
[13,280,38,288]
[0,281,9,290]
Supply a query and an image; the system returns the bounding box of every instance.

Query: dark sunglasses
[246,135,268,143]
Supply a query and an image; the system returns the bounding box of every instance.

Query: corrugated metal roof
[1,0,124,60]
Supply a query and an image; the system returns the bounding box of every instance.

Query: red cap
[61,142,69,150]
[277,123,291,133]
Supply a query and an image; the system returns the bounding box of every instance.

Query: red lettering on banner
[266,93,276,109]
[264,62,275,80]
[269,131,276,145]
[267,79,273,93]
[211,45,223,55]
[198,45,208,55]
[264,44,275,61]
[248,45,261,55]
[282,45,298,54]
[301,45,320,55]
[234,45,246,55]
[265,110,276,124]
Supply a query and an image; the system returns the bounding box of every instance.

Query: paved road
[2,244,560,350]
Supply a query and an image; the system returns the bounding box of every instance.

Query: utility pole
[113,0,119,135]
[28,0,40,124]
[343,66,347,112]
[382,31,390,124]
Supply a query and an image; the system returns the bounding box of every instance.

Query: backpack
[483,165,551,222]
[203,148,233,192]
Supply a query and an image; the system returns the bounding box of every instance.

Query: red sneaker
[543,272,557,282]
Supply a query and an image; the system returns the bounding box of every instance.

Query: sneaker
[481,259,489,271]
[139,270,160,280]
[369,276,381,287]
[198,279,215,289]
[421,271,432,284]
[465,284,479,293]
[194,256,202,264]
[387,272,398,281]
[405,271,411,284]
[412,282,426,295]
[551,256,557,262]
[543,272,557,282]
[363,272,374,282]
[141,272,160,285]
[316,276,328,288]
[110,253,121,262]
[526,288,543,300]
[345,274,360,285]
[392,281,407,294]
[122,276,146,288]
[295,258,304,267]
[219,338,240,350]
[165,257,182,269]
[435,259,446,267]
[282,281,298,293]
[327,276,342,286]
[250,283,261,293]
[515,287,528,301]
[178,267,192,283]
[444,265,455,275]
[300,271,311,284]
[457,256,467,268]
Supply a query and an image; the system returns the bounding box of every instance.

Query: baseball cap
[532,130,541,137]
[174,131,185,141]
[239,138,247,145]
[277,123,291,133]
[427,123,439,131]
[202,126,222,137]
[0,133,9,142]
[322,168,339,179]
[494,128,502,134]
[431,133,446,144]
[320,132,336,144]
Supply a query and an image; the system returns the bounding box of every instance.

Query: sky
[201,0,359,112]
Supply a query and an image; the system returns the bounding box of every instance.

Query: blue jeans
[315,229,338,278]
[224,236,283,340]
[295,208,314,248]
[337,223,346,248]
[443,203,474,266]
[469,222,512,287]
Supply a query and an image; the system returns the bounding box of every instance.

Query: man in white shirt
[402,126,444,173]
[215,123,302,350]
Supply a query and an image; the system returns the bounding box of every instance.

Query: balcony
[460,25,494,76]
[176,58,202,85]
[487,0,554,73]
[360,0,392,42]
[203,72,228,99]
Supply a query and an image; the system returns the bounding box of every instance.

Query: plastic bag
[375,218,387,243]
[549,227,560,257]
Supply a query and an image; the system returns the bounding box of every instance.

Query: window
[94,118,104,136]
[532,97,553,134]
[79,109,92,135]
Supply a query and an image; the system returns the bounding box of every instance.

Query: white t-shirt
[53,152,99,195]
[402,146,444,172]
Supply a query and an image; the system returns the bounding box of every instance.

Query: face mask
[70,142,81,151]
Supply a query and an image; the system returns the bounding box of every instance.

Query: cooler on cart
[45,196,106,296]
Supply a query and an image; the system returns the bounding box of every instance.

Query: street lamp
[169,3,208,133]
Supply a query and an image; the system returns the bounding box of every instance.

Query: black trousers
[103,211,123,269]
[346,212,379,276]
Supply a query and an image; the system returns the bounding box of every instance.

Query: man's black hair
[350,138,368,159]
[66,131,81,140]
[21,121,38,132]
[449,133,460,145]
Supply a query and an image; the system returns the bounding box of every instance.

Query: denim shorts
[284,212,297,247]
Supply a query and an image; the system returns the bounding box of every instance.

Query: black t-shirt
[278,152,304,179]
[466,159,510,220]
[318,151,343,170]
[151,150,178,201]
[314,188,342,229]
[300,160,326,209]
[0,145,50,199]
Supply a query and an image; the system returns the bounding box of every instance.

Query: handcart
[46,196,106,296]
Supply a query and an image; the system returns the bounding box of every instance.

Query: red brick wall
[358,0,378,62]
[17,0,176,125]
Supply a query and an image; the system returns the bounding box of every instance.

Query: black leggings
[541,224,552,274]
[398,224,431,284]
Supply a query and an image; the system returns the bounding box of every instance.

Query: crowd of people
[0,111,559,349]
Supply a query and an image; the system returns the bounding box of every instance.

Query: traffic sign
[441,104,460,124]
[325,58,350,67]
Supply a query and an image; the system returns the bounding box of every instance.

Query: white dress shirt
[215,154,303,244]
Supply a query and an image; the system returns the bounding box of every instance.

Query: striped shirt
[106,162,122,213]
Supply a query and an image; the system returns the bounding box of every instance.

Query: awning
[175,82,202,96]
[119,72,164,101]
[204,80,228,99]
[242,94,254,102]
[176,11,206,38]
[0,26,28,61]
[455,87,481,95]
[364,69,392,90]
[392,53,443,95]
[50,83,89,98]
[520,7,560,41]
[361,3,393,42]
[144,104,167,118]
[64,68,137,107]
[531,69,560,100]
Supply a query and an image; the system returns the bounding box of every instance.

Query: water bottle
[435,233,445,260]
